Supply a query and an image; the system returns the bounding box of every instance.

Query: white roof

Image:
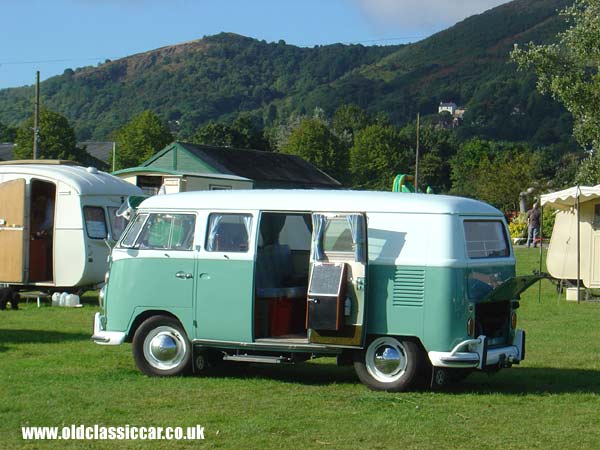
[140,189,502,215]
[0,164,143,196]
[541,185,600,210]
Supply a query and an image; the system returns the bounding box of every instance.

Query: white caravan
[0,160,143,292]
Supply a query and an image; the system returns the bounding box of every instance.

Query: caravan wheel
[353,336,421,392]
[133,315,191,376]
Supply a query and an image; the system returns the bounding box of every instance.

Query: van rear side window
[464,220,509,258]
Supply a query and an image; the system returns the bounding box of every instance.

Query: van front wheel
[353,336,421,392]
[133,315,191,376]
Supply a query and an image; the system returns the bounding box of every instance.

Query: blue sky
[0,0,509,89]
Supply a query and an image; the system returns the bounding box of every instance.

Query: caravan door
[307,213,367,347]
[0,179,26,283]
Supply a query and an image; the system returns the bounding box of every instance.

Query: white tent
[541,185,600,209]
[541,185,600,300]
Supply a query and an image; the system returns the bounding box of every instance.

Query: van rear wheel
[133,315,191,376]
[353,336,422,392]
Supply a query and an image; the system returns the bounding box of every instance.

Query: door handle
[308,298,319,304]
[175,271,193,279]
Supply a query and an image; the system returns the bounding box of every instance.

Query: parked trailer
[0,161,143,292]
[93,189,539,391]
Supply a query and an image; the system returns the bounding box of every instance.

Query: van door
[307,213,367,347]
[195,212,255,342]
[0,179,26,283]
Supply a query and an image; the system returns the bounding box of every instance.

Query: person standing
[526,202,541,248]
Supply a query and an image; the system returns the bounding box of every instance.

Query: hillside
[0,0,574,143]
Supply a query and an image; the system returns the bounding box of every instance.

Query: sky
[0,0,510,90]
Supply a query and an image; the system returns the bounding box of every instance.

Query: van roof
[0,163,143,196]
[140,189,502,216]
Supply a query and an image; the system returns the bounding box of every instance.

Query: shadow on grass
[205,363,600,394]
[0,329,90,352]
[446,367,600,395]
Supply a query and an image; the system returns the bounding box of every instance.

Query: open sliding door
[307,213,367,347]
[0,179,26,283]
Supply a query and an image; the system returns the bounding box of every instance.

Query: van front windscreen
[464,220,509,259]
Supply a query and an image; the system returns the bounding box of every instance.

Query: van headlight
[104,270,110,284]
[98,285,106,309]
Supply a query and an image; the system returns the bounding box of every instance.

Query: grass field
[1,247,599,449]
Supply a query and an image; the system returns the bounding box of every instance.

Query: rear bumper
[428,329,525,369]
[91,312,126,346]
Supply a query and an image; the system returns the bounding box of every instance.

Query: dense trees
[512,0,600,183]
[13,109,87,161]
[0,121,16,142]
[280,118,347,183]
[113,110,173,170]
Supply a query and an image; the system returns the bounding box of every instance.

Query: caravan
[93,189,538,391]
[0,161,143,292]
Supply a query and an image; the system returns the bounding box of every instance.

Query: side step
[222,354,291,364]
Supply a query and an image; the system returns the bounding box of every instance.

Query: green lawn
[1,247,599,449]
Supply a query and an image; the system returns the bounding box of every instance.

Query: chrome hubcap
[366,337,407,383]
[143,326,187,371]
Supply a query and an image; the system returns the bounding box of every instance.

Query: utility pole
[33,71,40,160]
[112,142,116,172]
[414,112,420,191]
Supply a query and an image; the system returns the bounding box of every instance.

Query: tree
[332,104,371,144]
[450,139,543,211]
[0,121,17,142]
[350,124,412,191]
[280,118,347,183]
[14,109,86,161]
[193,116,271,151]
[511,0,600,150]
[113,110,173,170]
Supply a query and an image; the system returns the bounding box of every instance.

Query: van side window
[120,213,148,248]
[83,206,108,239]
[323,218,354,253]
[206,213,252,253]
[464,220,509,258]
[137,213,196,251]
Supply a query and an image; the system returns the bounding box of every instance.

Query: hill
[0,0,574,144]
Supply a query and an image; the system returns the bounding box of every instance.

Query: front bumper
[91,312,127,346]
[428,329,525,369]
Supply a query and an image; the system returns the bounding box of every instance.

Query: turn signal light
[511,312,517,329]
[467,318,475,337]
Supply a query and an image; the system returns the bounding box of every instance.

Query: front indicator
[467,318,475,337]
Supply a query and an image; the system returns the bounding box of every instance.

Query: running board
[222,354,291,364]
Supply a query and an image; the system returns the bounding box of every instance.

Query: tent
[541,185,600,300]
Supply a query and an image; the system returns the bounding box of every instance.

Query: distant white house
[438,102,457,115]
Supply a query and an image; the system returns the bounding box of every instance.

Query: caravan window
[323,218,353,253]
[83,207,108,239]
[107,207,128,240]
[464,220,509,258]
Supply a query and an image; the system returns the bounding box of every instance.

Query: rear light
[467,318,475,337]
[511,311,517,329]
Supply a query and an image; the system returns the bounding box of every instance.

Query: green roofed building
[113,142,341,195]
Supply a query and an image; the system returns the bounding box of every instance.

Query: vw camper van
[93,190,537,391]
[0,161,143,292]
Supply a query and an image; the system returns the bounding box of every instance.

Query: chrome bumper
[428,330,525,369]
[91,312,126,346]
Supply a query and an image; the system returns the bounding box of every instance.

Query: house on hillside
[438,102,457,116]
[113,141,341,195]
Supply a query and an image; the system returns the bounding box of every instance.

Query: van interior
[29,179,55,282]
[254,212,312,342]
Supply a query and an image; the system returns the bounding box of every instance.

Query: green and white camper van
[93,190,537,391]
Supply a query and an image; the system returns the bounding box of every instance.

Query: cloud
[356,0,510,34]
